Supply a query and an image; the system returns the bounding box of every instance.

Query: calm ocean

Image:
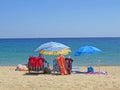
[0,38,120,66]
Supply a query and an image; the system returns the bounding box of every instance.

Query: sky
[0,0,120,38]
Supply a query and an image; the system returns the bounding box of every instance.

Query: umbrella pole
[51,55,55,70]
[98,60,101,72]
[50,56,53,69]
[86,55,90,67]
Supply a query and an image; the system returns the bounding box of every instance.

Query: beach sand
[0,66,120,90]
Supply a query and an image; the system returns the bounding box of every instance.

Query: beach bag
[87,66,94,73]
[44,67,51,74]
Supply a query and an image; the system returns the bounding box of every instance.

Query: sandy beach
[0,66,120,90]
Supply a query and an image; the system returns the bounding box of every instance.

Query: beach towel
[15,64,28,71]
[72,71,107,75]
[56,55,67,75]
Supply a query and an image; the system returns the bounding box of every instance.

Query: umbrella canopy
[35,41,71,55]
[74,46,102,56]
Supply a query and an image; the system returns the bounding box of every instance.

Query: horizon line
[0,36,120,39]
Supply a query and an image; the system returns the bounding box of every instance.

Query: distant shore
[0,66,120,90]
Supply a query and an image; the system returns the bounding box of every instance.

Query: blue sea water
[0,38,120,66]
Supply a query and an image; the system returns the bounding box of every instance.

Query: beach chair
[52,59,60,74]
[65,58,73,74]
[28,56,45,73]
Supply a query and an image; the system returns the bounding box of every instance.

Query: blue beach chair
[52,59,60,73]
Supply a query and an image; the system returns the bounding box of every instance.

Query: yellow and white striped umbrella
[35,41,71,56]
[40,49,71,55]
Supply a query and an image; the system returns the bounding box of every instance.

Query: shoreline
[1,65,120,66]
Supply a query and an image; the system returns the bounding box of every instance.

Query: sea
[0,37,120,67]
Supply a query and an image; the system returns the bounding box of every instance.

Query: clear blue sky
[0,0,120,38]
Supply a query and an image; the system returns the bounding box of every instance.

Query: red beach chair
[28,56,45,73]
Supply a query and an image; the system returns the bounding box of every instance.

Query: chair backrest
[65,58,73,74]
[29,56,45,67]
[53,59,60,72]
[28,56,45,72]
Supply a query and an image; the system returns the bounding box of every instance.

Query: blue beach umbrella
[74,46,102,69]
[74,46,102,56]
